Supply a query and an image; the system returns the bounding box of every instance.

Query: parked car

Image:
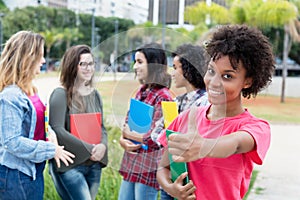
[117,62,130,72]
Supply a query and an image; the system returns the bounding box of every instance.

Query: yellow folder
[161,101,178,127]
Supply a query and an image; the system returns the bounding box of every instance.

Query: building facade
[3,0,149,25]
[148,0,226,27]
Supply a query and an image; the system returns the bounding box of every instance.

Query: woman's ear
[243,78,253,89]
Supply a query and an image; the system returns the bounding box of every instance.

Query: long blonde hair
[0,31,45,94]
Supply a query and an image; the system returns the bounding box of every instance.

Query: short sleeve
[241,119,271,165]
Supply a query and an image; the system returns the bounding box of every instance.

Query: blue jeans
[49,162,102,200]
[0,162,45,200]
[118,180,158,200]
[160,189,174,200]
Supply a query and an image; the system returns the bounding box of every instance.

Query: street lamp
[96,34,101,71]
[161,0,166,49]
[112,19,119,81]
[114,19,119,63]
[91,8,95,49]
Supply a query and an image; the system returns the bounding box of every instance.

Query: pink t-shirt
[158,105,271,199]
[28,94,46,141]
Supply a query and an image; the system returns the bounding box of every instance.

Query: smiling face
[204,55,252,108]
[133,51,148,82]
[171,55,189,89]
[77,53,95,83]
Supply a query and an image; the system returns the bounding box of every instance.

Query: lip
[208,88,224,96]
[136,71,142,76]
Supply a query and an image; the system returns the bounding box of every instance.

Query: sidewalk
[247,124,300,200]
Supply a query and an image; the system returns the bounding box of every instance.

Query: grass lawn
[42,75,300,199]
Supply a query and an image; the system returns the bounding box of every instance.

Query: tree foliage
[183,0,300,103]
[1,5,134,63]
[185,2,230,26]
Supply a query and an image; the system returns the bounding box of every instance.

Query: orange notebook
[70,112,101,144]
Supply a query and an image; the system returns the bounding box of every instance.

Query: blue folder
[128,98,154,134]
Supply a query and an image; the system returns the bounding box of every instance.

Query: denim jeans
[160,189,174,200]
[0,162,46,200]
[118,180,158,200]
[49,162,102,200]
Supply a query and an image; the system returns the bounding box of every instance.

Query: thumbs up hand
[168,106,209,162]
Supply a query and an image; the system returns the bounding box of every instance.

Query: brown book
[70,112,101,144]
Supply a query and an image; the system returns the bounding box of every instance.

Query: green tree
[1,5,134,64]
[185,1,230,27]
[185,0,300,103]
[40,29,63,71]
[252,0,299,103]
[62,27,83,49]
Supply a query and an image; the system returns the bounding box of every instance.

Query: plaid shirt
[151,89,208,144]
[119,85,173,189]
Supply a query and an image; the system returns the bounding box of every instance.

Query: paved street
[247,124,300,200]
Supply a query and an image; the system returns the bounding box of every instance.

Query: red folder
[70,112,101,144]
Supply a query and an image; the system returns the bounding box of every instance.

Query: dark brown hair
[59,45,94,108]
[135,42,171,88]
[172,44,208,90]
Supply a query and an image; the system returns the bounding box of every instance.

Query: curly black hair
[206,24,275,98]
[172,44,209,90]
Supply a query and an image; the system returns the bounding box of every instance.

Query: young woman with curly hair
[149,44,209,200]
[157,24,275,200]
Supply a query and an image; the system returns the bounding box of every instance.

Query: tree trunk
[280,24,290,103]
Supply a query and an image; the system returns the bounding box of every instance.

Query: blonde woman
[0,31,74,200]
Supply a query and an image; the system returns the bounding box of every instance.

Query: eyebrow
[224,69,237,73]
[209,63,237,73]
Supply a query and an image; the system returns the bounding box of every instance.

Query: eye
[207,68,215,75]
[223,74,232,79]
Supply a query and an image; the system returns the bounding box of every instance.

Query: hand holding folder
[127,98,154,150]
[166,129,189,185]
[70,112,101,144]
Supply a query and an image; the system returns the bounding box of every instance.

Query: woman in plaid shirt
[118,43,173,200]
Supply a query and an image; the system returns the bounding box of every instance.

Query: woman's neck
[185,83,196,93]
[75,82,93,96]
[207,103,244,120]
[26,83,35,96]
